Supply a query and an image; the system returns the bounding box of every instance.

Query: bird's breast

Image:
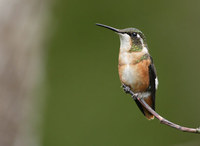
[118,52,150,92]
[118,64,138,87]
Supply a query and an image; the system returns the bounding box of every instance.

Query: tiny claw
[131,94,137,100]
[122,84,131,93]
[132,93,143,100]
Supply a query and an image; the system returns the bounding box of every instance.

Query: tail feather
[135,95,155,120]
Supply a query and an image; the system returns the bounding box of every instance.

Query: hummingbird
[96,23,158,120]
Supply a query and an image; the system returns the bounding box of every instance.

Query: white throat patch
[118,33,131,52]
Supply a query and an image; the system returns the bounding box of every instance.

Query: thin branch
[122,84,200,134]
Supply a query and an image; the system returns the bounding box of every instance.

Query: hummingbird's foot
[132,93,143,100]
[131,93,137,100]
[122,84,142,100]
[122,84,131,93]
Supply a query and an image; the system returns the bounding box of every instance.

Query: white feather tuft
[155,77,158,89]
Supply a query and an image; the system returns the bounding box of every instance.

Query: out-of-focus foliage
[43,0,200,146]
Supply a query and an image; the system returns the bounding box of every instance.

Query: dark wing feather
[135,99,145,115]
[148,56,157,110]
[134,56,157,116]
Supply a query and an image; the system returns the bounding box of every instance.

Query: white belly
[121,64,138,87]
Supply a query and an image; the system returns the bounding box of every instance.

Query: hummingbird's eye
[132,32,137,37]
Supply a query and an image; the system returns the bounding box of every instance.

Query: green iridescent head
[96,23,148,52]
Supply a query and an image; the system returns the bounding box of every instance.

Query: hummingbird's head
[96,23,148,53]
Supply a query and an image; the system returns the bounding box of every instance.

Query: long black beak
[96,23,120,33]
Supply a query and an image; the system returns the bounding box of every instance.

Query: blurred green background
[42,0,200,145]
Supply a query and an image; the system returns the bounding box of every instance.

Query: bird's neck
[119,47,149,65]
[119,37,148,53]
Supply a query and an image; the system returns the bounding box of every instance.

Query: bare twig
[122,84,200,134]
